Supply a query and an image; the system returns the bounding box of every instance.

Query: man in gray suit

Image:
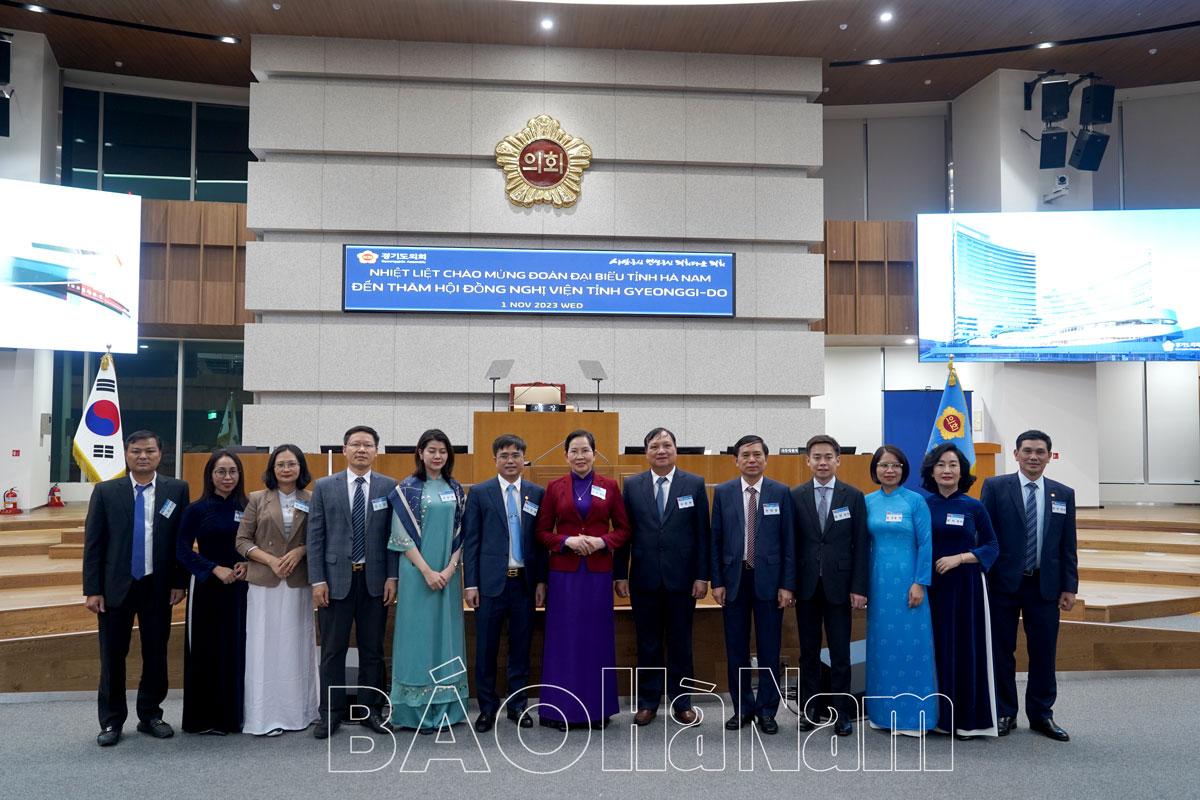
[308,425,399,738]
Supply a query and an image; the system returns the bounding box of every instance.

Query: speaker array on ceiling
[1026,72,1114,172]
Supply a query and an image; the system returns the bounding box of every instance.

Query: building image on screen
[918,209,1200,362]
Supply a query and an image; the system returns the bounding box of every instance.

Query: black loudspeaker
[1069,129,1110,171]
[0,96,9,138]
[1079,84,1115,125]
[1,39,11,84]
[1039,128,1067,169]
[1041,80,1071,123]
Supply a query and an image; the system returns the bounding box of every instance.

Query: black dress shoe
[97,727,121,747]
[363,713,392,734]
[797,714,815,732]
[539,717,567,732]
[834,719,853,737]
[725,713,754,730]
[590,717,611,730]
[757,716,779,735]
[507,708,533,728]
[955,733,979,741]
[136,719,174,739]
[313,720,341,739]
[418,726,438,735]
[1030,717,1069,742]
[475,713,495,733]
[997,716,1016,737]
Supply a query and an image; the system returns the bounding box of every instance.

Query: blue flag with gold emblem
[927,356,976,474]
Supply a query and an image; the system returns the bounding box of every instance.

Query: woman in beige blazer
[236,444,318,736]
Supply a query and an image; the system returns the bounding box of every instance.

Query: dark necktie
[131,483,148,579]
[506,484,523,564]
[745,486,757,567]
[1024,483,1038,572]
[656,476,668,521]
[817,485,829,529]
[351,476,367,563]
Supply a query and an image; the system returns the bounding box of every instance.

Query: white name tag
[762,503,780,516]
[522,500,539,516]
[946,513,965,527]
[1051,501,1067,515]
[234,511,244,523]
[678,495,695,509]
[439,490,455,503]
[372,497,388,512]
[590,485,607,500]
[159,500,176,519]
[885,511,904,523]
[294,501,309,514]
[832,507,850,522]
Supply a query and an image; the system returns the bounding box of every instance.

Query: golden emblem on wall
[495,115,592,208]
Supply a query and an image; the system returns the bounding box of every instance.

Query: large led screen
[0,179,141,353]
[343,245,735,317]
[917,209,1200,361]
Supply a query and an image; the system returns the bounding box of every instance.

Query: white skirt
[243,581,319,735]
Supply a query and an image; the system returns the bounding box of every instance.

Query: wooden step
[1078,550,1200,588]
[60,528,85,545]
[1077,529,1200,555]
[47,543,83,560]
[0,507,88,532]
[1078,507,1200,534]
[0,531,59,557]
[0,555,83,591]
[1075,581,1200,623]
[0,586,187,639]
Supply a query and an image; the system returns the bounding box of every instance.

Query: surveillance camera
[1055,174,1069,188]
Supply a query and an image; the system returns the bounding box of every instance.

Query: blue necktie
[351,476,366,563]
[656,476,668,521]
[131,483,147,580]
[1024,483,1038,572]
[506,484,523,564]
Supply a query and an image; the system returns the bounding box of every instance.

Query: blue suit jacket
[615,469,710,592]
[980,472,1078,601]
[307,469,399,601]
[462,477,547,597]
[709,476,796,602]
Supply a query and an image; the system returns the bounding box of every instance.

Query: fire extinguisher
[0,487,21,515]
[48,484,66,508]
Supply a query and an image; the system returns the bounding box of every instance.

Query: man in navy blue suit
[980,429,1078,742]
[463,434,547,733]
[615,427,710,726]
[710,434,795,735]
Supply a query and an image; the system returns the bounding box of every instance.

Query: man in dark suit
[615,427,710,726]
[790,434,868,737]
[83,430,191,747]
[980,429,1078,742]
[463,434,547,733]
[308,424,399,739]
[710,434,795,735]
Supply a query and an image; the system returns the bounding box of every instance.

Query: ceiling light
[139,344,149,349]
[508,0,811,5]
[73,138,85,143]
[866,59,883,66]
[1148,47,1158,54]
[839,23,848,30]
[904,338,916,345]
[924,79,932,85]
[540,18,554,30]
[115,61,123,67]
[219,36,238,44]
[272,2,281,8]
[26,5,47,12]
[1036,42,1055,49]
[879,11,893,22]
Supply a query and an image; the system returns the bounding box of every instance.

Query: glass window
[181,341,250,455]
[195,103,253,203]
[101,93,191,200]
[50,350,87,482]
[111,340,180,476]
[61,88,99,190]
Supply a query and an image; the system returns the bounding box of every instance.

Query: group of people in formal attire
[82,424,1076,748]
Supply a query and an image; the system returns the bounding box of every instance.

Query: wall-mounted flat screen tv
[0,179,141,353]
[917,209,1200,361]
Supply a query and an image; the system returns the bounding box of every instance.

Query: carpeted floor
[4,671,1196,799]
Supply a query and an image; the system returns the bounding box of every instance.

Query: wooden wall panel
[201,202,239,245]
[826,220,855,260]
[201,246,237,325]
[856,262,886,335]
[822,219,918,339]
[855,221,886,261]
[139,244,168,324]
[167,200,202,245]
[886,220,915,262]
[166,245,202,324]
[887,262,917,335]
[140,201,168,244]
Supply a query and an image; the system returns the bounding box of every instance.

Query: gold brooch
[495,115,592,208]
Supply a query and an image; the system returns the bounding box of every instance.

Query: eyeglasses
[495,453,524,461]
[213,469,239,478]
[275,461,300,469]
[877,463,903,470]
[346,442,376,451]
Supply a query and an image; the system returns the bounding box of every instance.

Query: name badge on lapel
[522,500,539,516]
[159,500,176,519]
[371,497,388,512]
[1051,501,1067,515]
[885,511,903,523]
[946,513,965,527]
[678,495,695,509]
[234,511,244,523]
[439,490,455,504]
[832,507,850,522]
[590,485,607,500]
[762,503,780,516]
[294,501,309,514]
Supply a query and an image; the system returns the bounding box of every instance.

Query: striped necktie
[745,486,757,567]
[351,476,366,563]
[1024,483,1038,572]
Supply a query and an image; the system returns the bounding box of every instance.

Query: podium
[473,411,620,482]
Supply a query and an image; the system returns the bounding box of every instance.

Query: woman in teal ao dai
[863,444,938,735]
[387,429,469,732]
